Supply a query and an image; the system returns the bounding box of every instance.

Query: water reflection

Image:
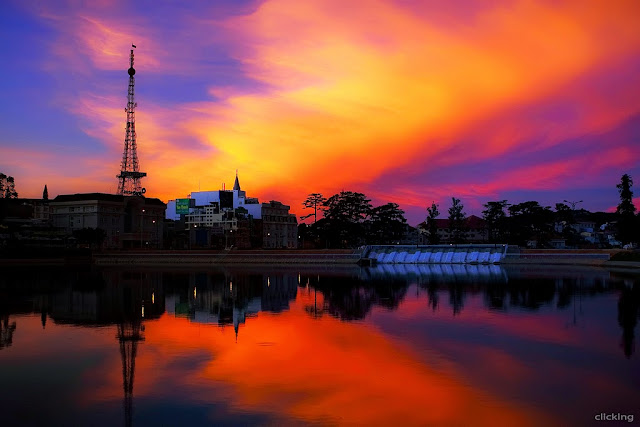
[0,269,164,427]
[0,265,638,426]
[153,264,640,362]
[164,271,297,339]
[0,315,17,349]
[1,265,638,360]
[619,284,639,358]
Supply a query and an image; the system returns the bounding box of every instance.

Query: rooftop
[52,193,166,206]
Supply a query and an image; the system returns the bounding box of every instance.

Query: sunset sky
[1,0,639,224]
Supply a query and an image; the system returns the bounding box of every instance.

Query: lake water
[1,264,638,426]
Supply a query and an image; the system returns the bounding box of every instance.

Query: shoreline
[1,251,639,270]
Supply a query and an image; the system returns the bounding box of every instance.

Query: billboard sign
[175,198,191,214]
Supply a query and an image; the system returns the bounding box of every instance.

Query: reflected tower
[117,318,144,427]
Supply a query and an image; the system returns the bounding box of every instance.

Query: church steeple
[233,169,241,191]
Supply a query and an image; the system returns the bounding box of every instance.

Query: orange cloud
[163,0,640,210]
[9,0,640,220]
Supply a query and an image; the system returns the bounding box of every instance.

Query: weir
[362,244,508,264]
[363,263,508,284]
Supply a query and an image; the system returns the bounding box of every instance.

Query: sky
[0,0,639,225]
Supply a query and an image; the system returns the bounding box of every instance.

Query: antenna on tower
[116,46,147,196]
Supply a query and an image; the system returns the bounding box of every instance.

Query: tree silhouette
[448,198,467,243]
[617,174,636,215]
[321,191,372,248]
[368,203,406,244]
[426,202,440,244]
[554,202,573,225]
[482,200,508,242]
[301,193,326,223]
[508,201,554,246]
[616,174,638,244]
[0,173,18,199]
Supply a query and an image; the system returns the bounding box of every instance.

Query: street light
[563,200,583,211]
[225,227,233,249]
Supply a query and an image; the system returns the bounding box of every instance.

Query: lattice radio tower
[117,45,147,196]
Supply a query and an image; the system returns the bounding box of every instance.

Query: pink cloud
[7,0,640,218]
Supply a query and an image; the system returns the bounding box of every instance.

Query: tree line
[299,191,408,248]
[301,174,639,248]
[473,173,638,246]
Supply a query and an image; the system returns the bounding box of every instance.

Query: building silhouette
[50,193,165,248]
[166,172,297,249]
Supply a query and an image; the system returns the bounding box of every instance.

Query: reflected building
[40,269,164,427]
[261,274,298,312]
[45,270,164,325]
[0,265,637,365]
[0,268,166,427]
[168,271,298,338]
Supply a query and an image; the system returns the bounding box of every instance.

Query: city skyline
[1,0,639,224]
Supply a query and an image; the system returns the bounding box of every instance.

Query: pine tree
[616,174,638,244]
[301,193,326,223]
[448,198,467,243]
[426,202,440,244]
[616,174,636,216]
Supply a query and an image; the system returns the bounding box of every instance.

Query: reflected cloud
[0,265,638,425]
